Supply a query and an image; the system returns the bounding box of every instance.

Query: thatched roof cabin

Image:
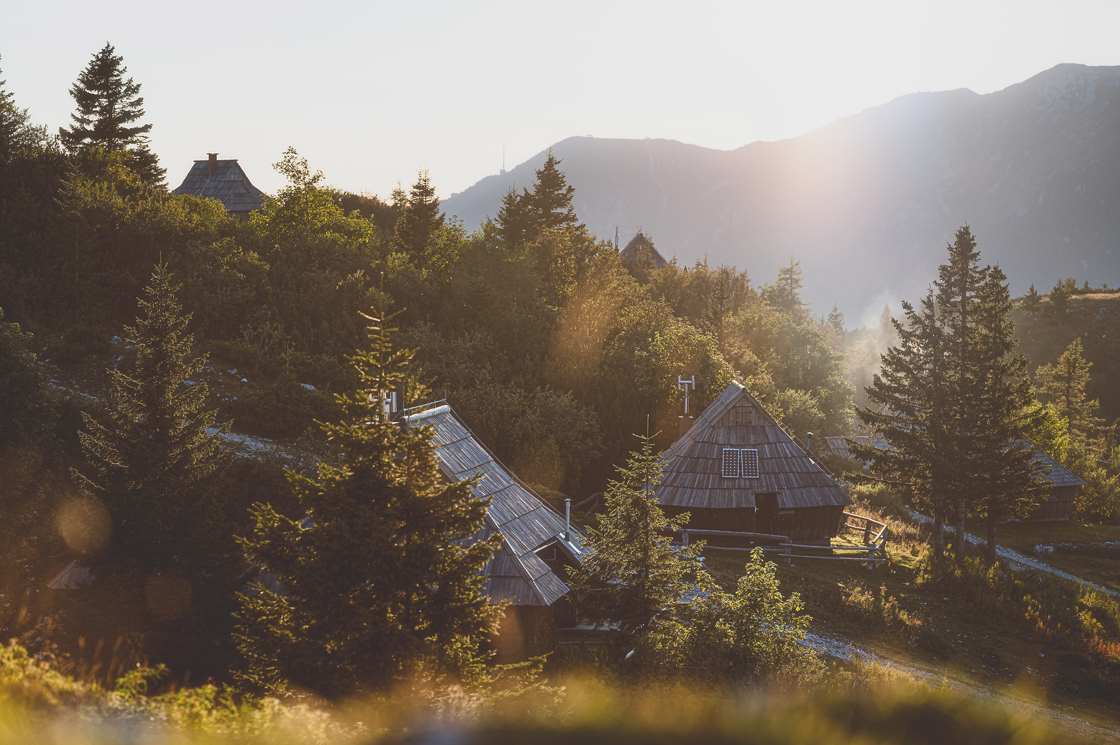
[403,403,583,658]
[173,153,265,214]
[658,381,849,543]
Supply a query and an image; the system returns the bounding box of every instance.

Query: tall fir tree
[393,170,445,256]
[527,151,579,231]
[1035,337,1103,445]
[972,266,1046,558]
[932,225,988,562]
[1023,284,1041,312]
[569,433,705,663]
[234,311,501,697]
[762,260,806,317]
[59,43,165,186]
[0,56,33,165]
[858,292,953,567]
[74,263,226,572]
[494,188,533,254]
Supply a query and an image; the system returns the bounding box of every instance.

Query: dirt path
[905,510,1120,598]
[803,631,1120,742]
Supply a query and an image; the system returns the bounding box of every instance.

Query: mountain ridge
[443,63,1120,319]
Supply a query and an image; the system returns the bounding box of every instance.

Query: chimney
[563,497,572,541]
[207,153,218,177]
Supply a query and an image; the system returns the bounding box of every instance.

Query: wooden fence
[677,511,889,564]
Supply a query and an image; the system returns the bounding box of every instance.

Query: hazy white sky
[4,0,1119,198]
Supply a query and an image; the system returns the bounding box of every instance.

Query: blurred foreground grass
[0,642,1106,745]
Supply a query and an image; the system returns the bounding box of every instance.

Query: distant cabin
[403,403,584,660]
[657,381,850,544]
[818,436,1083,522]
[172,153,265,215]
[619,231,667,280]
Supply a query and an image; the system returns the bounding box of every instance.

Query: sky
[4,0,1120,198]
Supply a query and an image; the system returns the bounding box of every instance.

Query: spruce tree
[763,260,806,317]
[1023,284,1041,312]
[972,266,1045,558]
[494,188,533,253]
[234,311,500,697]
[0,56,32,165]
[527,151,579,231]
[74,263,226,571]
[393,170,445,255]
[858,292,953,568]
[59,43,165,185]
[1035,337,1103,445]
[569,434,705,661]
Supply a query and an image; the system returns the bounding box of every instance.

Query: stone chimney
[207,153,218,177]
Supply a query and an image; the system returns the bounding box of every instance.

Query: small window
[721,448,741,479]
[742,448,760,479]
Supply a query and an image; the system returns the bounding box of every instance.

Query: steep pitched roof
[404,404,581,607]
[658,381,849,511]
[172,156,265,213]
[620,231,667,271]
[1030,445,1086,488]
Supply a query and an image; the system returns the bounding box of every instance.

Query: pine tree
[1049,278,1076,320]
[1035,337,1103,445]
[74,263,226,571]
[858,292,953,568]
[0,56,33,165]
[763,260,806,316]
[494,188,533,253]
[1023,284,1041,312]
[393,170,445,255]
[59,43,165,185]
[569,434,705,661]
[234,311,501,697]
[527,151,579,231]
[933,226,988,562]
[0,307,50,448]
[972,266,1046,558]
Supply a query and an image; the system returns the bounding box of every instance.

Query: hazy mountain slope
[443,64,1120,319]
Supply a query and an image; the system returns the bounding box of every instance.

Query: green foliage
[651,548,823,686]
[59,43,164,185]
[74,263,229,573]
[1035,338,1103,445]
[234,313,501,697]
[570,434,705,661]
[526,151,580,232]
[0,308,50,448]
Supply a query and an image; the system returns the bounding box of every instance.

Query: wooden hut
[619,231,668,280]
[172,153,265,214]
[657,381,849,544]
[1026,446,1083,521]
[403,403,584,659]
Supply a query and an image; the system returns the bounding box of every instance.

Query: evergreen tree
[393,170,445,255]
[0,307,50,448]
[234,311,500,697]
[527,151,578,231]
[932,225,988,561]
[569,434,705,662]
[762,260,805,316]
[74,263,226,571]
[1048,278,1076,320]
[1035,337,1103,445]
[494,188,533,253]
[858,292,953,568]
[0,56,33,165]
[827,305,846,335]
[59,43,164,185]
[972,266,1045,558]
[1023,284,1041,312]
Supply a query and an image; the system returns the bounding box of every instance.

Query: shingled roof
[1030,445,1086,488]
[404,404,581,607]
[620,231,668,275]
[173,153,265,213]
[658,381,849,510]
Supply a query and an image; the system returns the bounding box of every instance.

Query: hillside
[1012,289,1120,420]
[443,64,1120,317]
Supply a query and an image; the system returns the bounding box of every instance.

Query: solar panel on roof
[742,448,760,479]
[721,448,741,479]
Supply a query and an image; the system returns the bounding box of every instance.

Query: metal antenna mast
[677,375,696,419]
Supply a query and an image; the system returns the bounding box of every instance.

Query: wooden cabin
[657,381,849,544]
[403,403,584,660]
[619,231,668,281]
[819,435,1083,522]
[172,153,265,215]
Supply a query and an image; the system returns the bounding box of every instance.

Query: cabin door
[756,493,779,534]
